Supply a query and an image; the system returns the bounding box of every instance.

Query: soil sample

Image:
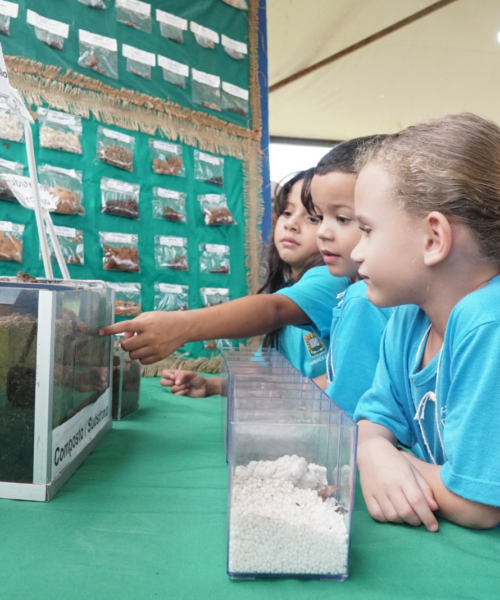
[99,145,133,171]
[103,245,139,272]
[115,300,141,317]
[102,199,139,219]
[206,207,235,225]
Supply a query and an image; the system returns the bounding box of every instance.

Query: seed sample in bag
[108,282,142,317]
[27,10,69,51]
[42,226,84,265]
[0,1,19,36]
[101,177,140,219]
[97,126,135,171]
[194,150,224,187]
[222,82,249,117]
[156,10,187,43]
[221,34,247,60]
[190,21,219,49]
[78,0,108,8]
[116,0,152,33]
[200,287,229,307]
[204,338,232,351]
[149,139,185,176]
[199,243,230,274]
[122,44,155,80]
[38,165,84,215]
[100,232,140,272]
[154,283,189,312]
[154,235,188,271]
[78,29,118,79]
[152,188,187,223]
[192,69,221,112]
[221,0,248,9]
[0,221,24,263]
[198,194,235,226]
[38,107,83,154]
[158,55,189,89]
[0,97,23,142]
[0,158,23,201]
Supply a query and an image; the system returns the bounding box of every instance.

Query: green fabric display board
[0,0,263,367]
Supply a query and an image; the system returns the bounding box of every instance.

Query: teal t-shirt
[355,275,500,507]
[325,281,393,417]
[275,266,349,379]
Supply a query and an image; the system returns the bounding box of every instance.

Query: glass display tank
[0,278,114,501]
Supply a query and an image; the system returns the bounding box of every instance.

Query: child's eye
[283,211,292,217]
[306,215,320,225]
[337,216,351,225]
[359,226,371,236]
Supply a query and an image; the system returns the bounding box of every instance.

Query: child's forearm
[357,419,398,457]
[184,294,308,343]
[402,452,500,529]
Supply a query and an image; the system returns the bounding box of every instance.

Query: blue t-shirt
[276,266,350,342]
[325,281,393,418]
[277,324,329,379]
[355,275,500,507]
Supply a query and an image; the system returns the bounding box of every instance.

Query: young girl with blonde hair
[353,113,500,531]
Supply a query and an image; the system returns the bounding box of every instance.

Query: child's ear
[423,211,452,266]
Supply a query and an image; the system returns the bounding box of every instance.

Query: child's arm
[160,370,222,398]
[357,419,440,532]
[400,452,500,529]
[100,295,308,364]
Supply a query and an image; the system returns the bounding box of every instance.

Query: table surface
[1,378,499,600]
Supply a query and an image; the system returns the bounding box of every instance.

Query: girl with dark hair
[159,168,349,397]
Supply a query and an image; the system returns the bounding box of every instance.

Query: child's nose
[351,240,364,263]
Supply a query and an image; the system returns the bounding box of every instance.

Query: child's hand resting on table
[160,370,222,398]
[357,421,440,532]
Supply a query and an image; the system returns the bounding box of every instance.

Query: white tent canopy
[268,0,500,140]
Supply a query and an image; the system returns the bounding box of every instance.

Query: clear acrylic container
[0,278,114,501]
[112,335,141,420]
[228,404,357,580]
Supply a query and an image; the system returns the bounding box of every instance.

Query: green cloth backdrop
[0,0,263,362]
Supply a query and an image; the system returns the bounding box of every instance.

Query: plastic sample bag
[101,177,140,219]
[221,0,248,9]
[198,194,236,226]
[43,226,84,265]
[152,188,187,223]
[78,0,108,8]
[156,10,187,43]
[154,283,189,312]
[0,221,24,263]
[194,150,224,187]
[0,0,19,36]
[0,97,23,142]
[158,55,189,89]
[149,139,185,176]
[100,232,140,272]
[123,44,155,80]
[0,158,23,201]
[200,287,229,307]
[199,243,230,274]
[38,165,84,215]
[78,29,118,79]
[97,126,135,171]
[190,21,219,49]
[38,107,83,154]
[27,10,69,51]
[154,235,188,271]
[192,69,220,111]
[222,82,249,117]
[116,0,152,33]
[108,282,142,317]
[221,34,247,60]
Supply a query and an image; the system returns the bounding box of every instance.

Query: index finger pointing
[100,320,139,337]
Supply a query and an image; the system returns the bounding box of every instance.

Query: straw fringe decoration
[7,0,265,375]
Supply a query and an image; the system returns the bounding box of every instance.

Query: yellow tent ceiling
[267,0,500,140]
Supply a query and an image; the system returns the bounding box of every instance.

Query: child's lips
[281,238,299,247]
[321,249,340,263]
